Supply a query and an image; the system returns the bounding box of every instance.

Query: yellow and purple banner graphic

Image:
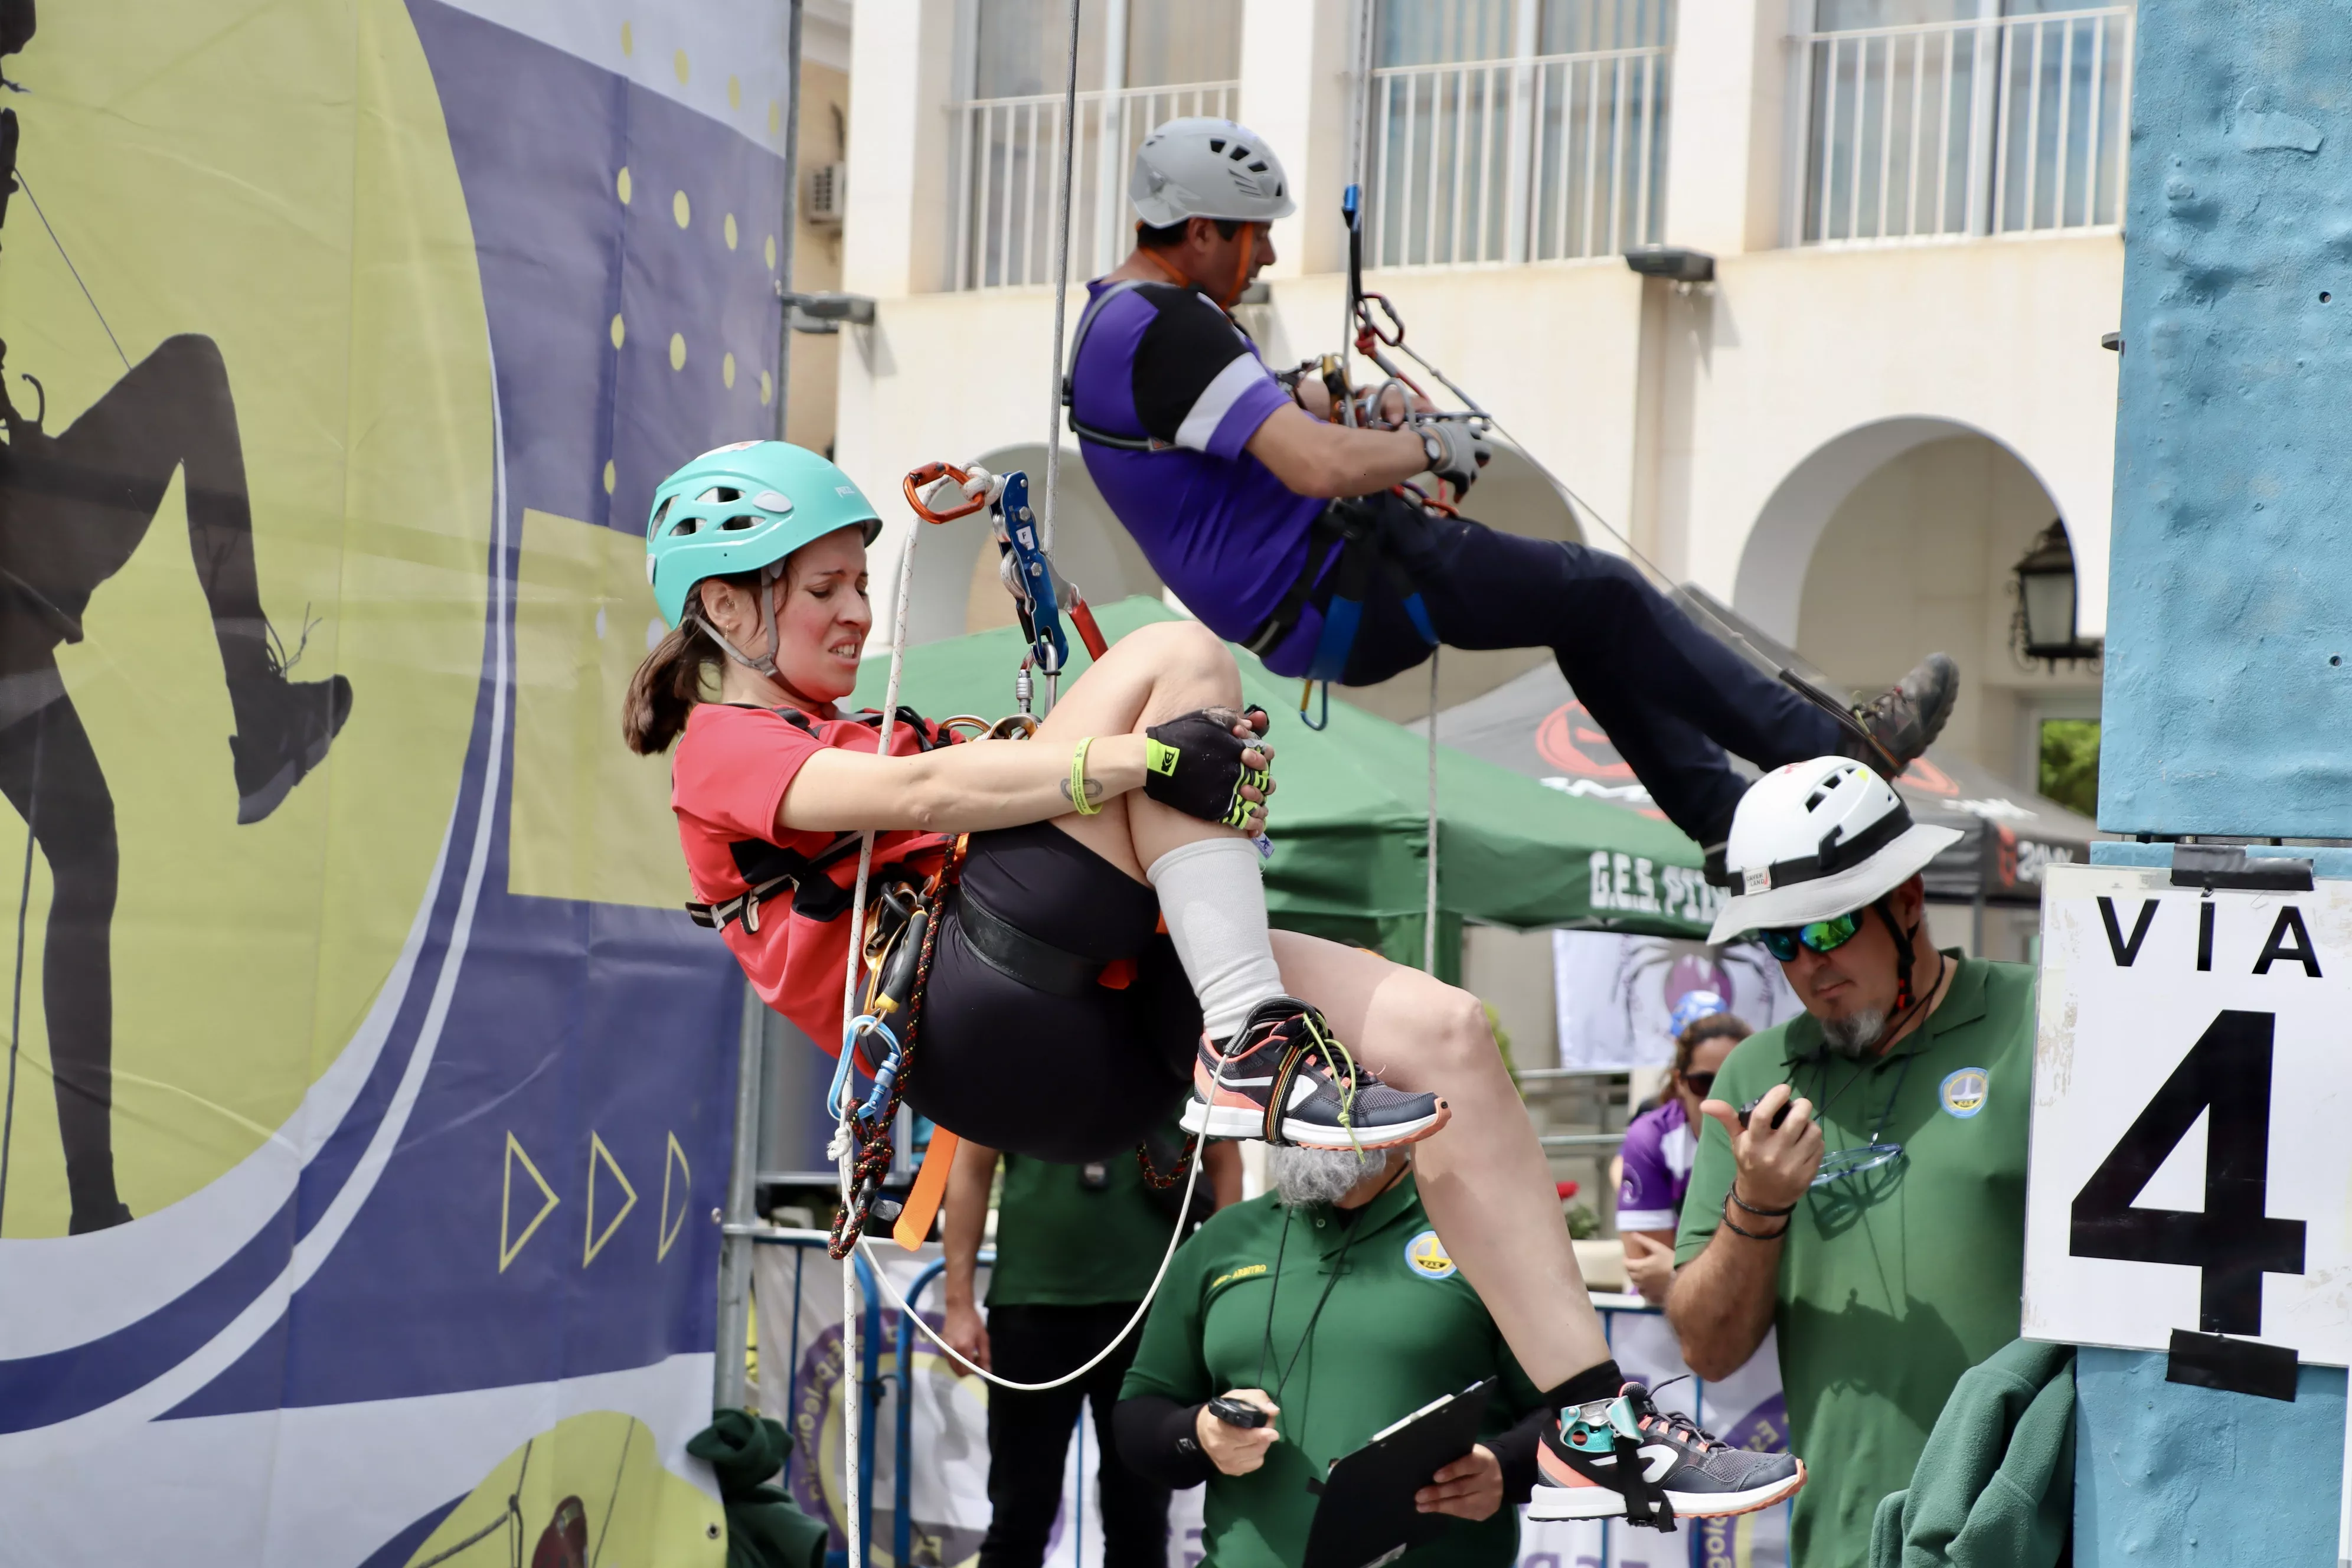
[0,1,788,1558]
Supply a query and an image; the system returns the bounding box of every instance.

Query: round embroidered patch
[1940,1067,1990,1119]
[1403,1229,1458,1280]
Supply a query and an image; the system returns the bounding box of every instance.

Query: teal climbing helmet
[644,440,883,632]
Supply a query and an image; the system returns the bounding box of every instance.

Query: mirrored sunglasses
[1758,912,1864,963]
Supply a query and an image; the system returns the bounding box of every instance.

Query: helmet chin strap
[693,563,835,714]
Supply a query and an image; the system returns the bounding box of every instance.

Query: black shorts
[904,821,1201,1163]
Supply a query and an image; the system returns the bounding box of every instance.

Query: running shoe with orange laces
[1178,995,1451,1149]
[1529,1380,1805,1527]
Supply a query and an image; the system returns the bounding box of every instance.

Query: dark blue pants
[1335,498,1845,844]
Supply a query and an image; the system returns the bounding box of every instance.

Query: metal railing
[1364,44,1671,270]
[1792,5,2134,246]
[951,80,1239,291]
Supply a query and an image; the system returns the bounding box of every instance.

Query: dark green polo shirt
[1119,1173,1540,1568]
[987,1139,1179,1309]
[1677,953,2034,1568]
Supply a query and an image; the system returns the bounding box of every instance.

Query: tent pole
[1425,650,1440,974]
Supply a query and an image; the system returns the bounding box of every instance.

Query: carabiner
[903,460,991,524]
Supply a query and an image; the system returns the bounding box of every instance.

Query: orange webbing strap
[892,1127,960,1252]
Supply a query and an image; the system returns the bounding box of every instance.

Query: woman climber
[623,440,1805,1527]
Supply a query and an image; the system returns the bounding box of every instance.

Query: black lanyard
[1253,1167,1409,1412]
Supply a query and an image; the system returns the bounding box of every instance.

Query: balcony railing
[952,80,1239,291]
[1364,44,1671,270]
[1793,5,2134,247]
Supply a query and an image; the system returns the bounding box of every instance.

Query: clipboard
[1301,1378,1497,1568]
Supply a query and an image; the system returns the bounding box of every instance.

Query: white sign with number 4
[2024,863,2352,1366]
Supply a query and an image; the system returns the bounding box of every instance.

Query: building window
[953,0,1241,290]
[1794,0,2132,244]
[1363,0,1674,270]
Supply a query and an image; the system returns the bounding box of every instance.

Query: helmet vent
[719,514,759,531]
[670,518,700,536]
[695,485,743,505]
[651,498,674,529]
[1208,138,1226,152]
[1247,160,1268,172]
[1229,145,1250,161]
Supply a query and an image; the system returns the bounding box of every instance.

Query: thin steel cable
[1038,0,1083,560]
[17,172,130,372]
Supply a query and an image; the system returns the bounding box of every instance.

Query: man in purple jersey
[1064,118,1959,874]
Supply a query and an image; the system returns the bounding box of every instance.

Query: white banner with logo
[754,1241,1790,1568]
[1554,932,1803,1073]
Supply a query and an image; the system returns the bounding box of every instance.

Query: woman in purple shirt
[1618,995,1753,1304]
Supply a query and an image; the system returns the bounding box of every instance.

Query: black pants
[979,1302,1170,1568]
[910,823,1199,1165]
[1325,495,1846,845]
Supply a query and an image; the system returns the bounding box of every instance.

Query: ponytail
[623,616,721,755]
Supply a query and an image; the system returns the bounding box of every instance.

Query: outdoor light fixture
[1623,246,1716,286]
[2013,520,2102,668]
[782,290,876,334]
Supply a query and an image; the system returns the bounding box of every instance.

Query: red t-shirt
[671,703,953,1051]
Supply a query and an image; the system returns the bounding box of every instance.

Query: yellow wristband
[1070,736,1101,815]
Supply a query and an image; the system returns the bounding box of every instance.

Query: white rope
[829,516,925,1568]
[1340,0,1376,387]
[1038,0,1083,558]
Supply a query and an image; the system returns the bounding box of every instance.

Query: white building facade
[831,0,2122,789]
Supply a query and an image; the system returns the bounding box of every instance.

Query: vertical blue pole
[2079,4,2352,1562]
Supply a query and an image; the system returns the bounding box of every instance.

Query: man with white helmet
[1063,117,1959,872]
[1664,756,2038,1568]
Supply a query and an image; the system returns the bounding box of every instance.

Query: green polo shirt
[1119,1173,1540,1568]
[1677,953,2034,1568]
[986,1138,1180,1309]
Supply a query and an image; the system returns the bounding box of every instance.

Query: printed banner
[0,0,791,1558]
[1553,932,1802,1073]
[759,1240,1790,1568]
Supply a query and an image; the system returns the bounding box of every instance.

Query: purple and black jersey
[1069,279,1327,652]
[1616,1097,1697,1233]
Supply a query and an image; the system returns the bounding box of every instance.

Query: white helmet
[1706,757,1964,945]
[1129,117,1298,228]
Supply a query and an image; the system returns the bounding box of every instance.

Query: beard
[1267,1144,1393,1207]
[1820,1006,1890,1059]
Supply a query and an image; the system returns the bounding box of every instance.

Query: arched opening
[1742,422,2102,957]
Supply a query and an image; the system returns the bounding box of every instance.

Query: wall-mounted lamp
[2013,520,2102,669]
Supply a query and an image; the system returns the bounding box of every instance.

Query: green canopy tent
[851,597,1716,981]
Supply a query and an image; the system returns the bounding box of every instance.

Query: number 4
[2070,1010,2307,1335]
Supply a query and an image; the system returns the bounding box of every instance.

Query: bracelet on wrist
[1720,1195,1789,1242]
[1070,736,1102,816]
[1729,1185,1798,1219]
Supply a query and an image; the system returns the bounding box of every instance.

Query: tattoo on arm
[1060,776,1105,804]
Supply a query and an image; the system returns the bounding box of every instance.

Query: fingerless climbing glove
[1142,710,1272,830]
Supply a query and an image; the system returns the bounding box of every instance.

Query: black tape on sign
[2168,844,2315,893]
[2165,1328,2299,1402]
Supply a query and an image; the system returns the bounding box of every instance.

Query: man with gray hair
[1110,1144,1554,1566]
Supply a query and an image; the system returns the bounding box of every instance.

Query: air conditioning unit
[806,161,847,225]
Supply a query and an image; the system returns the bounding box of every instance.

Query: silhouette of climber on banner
[0,0,353,1233]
